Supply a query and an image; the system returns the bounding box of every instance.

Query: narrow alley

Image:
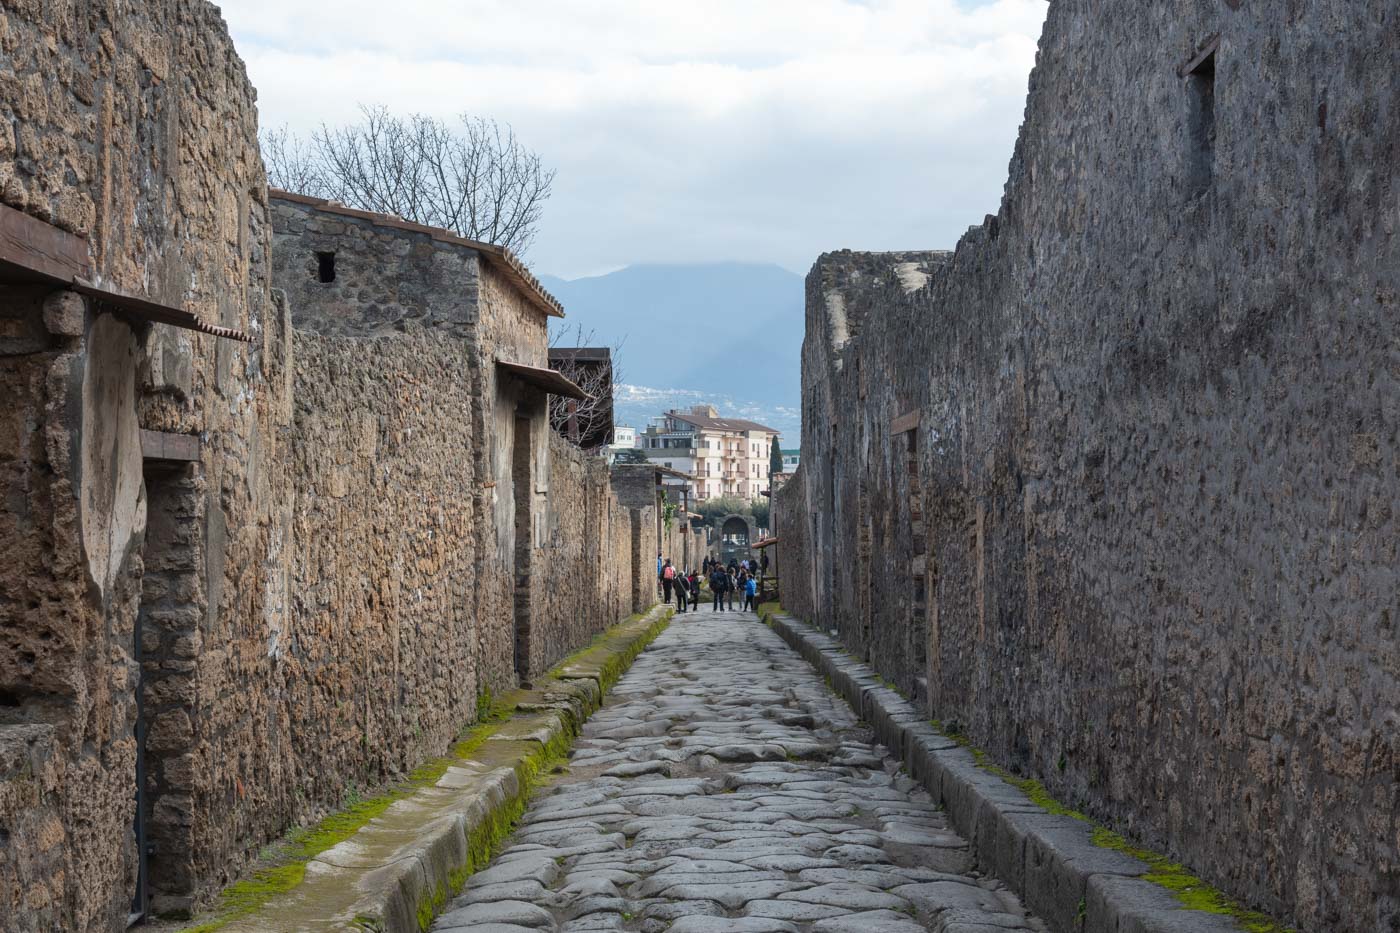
[431,612,1047,933]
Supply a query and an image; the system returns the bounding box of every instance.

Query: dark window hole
[316,251,336,283]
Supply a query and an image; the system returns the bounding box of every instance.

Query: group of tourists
[656,553,767,613]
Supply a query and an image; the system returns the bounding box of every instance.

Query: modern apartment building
[639,405,780,501]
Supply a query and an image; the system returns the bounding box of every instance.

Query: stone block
[1085,874,1242,933]
[40,290,84,336]
[1023,818,1148,932]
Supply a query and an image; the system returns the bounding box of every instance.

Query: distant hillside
[541,263,804,440]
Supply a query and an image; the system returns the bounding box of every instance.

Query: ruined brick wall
[777,3,1399,930]
[529,436,638,674]
[270,196,479,338]
[277,328,485,819]
[659,523,705,577]
[0,1,290,927]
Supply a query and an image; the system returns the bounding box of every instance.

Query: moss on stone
[968,748,1091,822]
[180,608,672,933]
[1090,827,1291,932]
[938,725,1293,932]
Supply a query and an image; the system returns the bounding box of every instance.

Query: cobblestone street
[432,611,1047,933]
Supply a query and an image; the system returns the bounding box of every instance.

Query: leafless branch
[549,324,625,452]
[259,105,555,255]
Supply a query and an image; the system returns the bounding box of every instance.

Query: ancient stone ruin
[1,1,1396,932]
[0,3,699,928]
[774,5,1398,932]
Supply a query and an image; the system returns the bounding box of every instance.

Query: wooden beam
[140,430,200,462]
[891,410,921,435]
[0,203,90,284]
[1179,34,1221,78]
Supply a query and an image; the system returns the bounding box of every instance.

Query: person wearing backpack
[709,565,728,611]
[662,559,676,605]
[675,564,688,612]
[744,573,758,611]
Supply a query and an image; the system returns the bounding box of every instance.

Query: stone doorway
[511,413,534,681]
[133,458,202,919]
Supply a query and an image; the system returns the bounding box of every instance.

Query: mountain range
[541,263,805,442]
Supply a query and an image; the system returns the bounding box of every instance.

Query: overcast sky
[223,0,1047,280]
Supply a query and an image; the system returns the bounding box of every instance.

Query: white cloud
[222,0,1046,277]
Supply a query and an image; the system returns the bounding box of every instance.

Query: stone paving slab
[763,611,1248,933]
[432,610,1048,933]
[212,606,673,933]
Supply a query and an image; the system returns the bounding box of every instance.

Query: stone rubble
[433,611,1046,933]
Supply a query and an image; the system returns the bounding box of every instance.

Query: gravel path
[432,610,1047,933]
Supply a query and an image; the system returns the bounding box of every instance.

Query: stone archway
[718,514,754,564]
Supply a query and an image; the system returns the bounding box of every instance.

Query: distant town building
[781,449,800,472]
[639,405,780,501]
[605,424,641,464]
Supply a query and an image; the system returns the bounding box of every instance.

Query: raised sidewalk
[197,606,674,933]
[764,609,1252,933]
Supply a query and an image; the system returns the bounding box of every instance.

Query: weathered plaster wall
[0,0,289,927]
[777,3,1398,930]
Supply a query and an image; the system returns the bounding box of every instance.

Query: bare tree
[261,105,555,255]
[548,324,624,452]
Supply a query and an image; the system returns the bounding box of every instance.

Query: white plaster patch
[895,262,930,294]
[824,289,849,353]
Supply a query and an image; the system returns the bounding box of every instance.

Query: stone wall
[0,7,657,930]
[0,0,289,926]
[776,3,1398,930]
[528,435,639,674]
[282,329,484,809]
[269,196,479,339]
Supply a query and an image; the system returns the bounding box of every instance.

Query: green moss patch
[934,725,1292,932]
[1090,827,1290,932]
[180,607,672,933]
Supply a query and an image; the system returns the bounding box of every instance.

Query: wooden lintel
[1179,34,1221,78]
[140,430,200,462]
[0,202,90,284]
[891,411,921,435]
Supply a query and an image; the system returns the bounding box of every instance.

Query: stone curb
[217,606,674,933]
[764,611,1244,933]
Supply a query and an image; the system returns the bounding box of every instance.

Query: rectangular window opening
[1183,39,1218,198]
[316,251,336,283]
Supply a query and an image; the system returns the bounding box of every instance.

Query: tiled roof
[668,411,779,434]
[269,189,564,319]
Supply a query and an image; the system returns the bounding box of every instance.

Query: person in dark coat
[675,566,689,611]
[662,559,677,604]
[687,571,701,612]
[710,565,728,611]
